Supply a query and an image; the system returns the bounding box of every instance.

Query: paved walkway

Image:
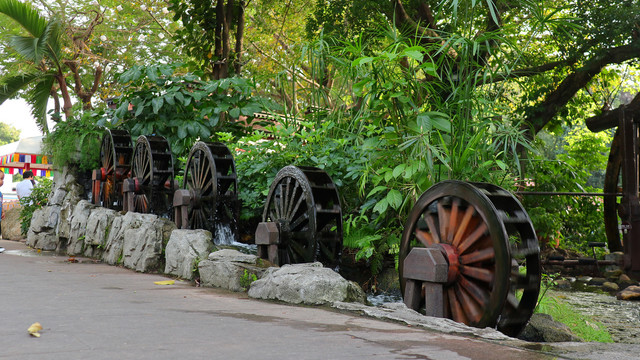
[0,239,634,359]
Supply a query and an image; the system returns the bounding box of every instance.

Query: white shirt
[16,179,35,199]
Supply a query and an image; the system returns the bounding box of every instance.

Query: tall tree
[0,122,20,145]
[0,0,183,132]
[305,0,640,138]
[170,0,246,79]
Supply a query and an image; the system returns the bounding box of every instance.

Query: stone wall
[25,166,367,307]
[26,166,178,273]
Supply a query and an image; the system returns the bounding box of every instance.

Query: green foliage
[0,122,20,145]
[536,292,613,343]
[522,126,611,254]
[42,111,102,171]
[239,269,258,290]
[19,177,52,235]
[104,63,272,159]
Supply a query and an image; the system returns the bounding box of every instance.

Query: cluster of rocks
[553,268,640,299]
[24,166,366,307]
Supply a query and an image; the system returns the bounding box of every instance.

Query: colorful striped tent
[0,136,52,176]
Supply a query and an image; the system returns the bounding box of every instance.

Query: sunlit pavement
[0,239,627,360]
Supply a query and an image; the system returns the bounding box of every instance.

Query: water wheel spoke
[455,283,482,323]
[283,178,292,220]
[457,223,488,255]
[453,205,476,247]
[289,212,309,230]
[288,236,313,261]
[424,213,441,244]
[415,229,435,247]
[447,287,468,325]
[286,182,302,219]
[447,199,460,243]
[437,202,449,242]
[458,276,489,306]
[461,266,494,283]
[459,247,494,265]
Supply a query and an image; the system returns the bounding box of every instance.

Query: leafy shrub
[19,178,53,235]
[42,112,102,171]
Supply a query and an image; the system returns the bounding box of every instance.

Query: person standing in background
[16,170,36,200]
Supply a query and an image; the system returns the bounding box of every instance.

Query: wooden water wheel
[174,142,238,241]
[399,181,541,337]
[91,129,133,210]
[261,166,343,268]
[128,135,175,217]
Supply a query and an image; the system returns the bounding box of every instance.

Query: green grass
[535,293,614,343]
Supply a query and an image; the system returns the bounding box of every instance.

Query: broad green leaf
[151,97,163,114]
[387,189,403,210]
[367,185,388,198]
[229,108,240,118]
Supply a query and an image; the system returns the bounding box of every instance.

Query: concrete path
[0,239,633,360]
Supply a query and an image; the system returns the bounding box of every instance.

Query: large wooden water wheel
[399,181,541,337]
[174,142,238,241]
[128,135,175,217]
[91,129,133,210]
[261,165,343,268]
[603,128,630,253]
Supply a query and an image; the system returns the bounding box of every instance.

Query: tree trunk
[234,0,245,75]
[214,0,224,79]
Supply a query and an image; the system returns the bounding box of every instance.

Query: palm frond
[26,74,55,134]
[0,0,47,37]
[0,72,41,103]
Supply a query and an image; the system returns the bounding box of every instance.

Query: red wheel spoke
[425,213,441,243]
[461,266,494,283]
[437,202,449,243]
[457,223,488,255]
[415,229,434,247]
[459,247,494,265]
[447,287,468,325]
[458,276,488,306]
[455,284,482,323]
[447,199,460,243]
[453,205,475,247]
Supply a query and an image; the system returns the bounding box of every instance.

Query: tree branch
[586,91,640,132]
[526,40,640,135]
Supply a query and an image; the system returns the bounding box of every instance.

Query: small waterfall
[214,223,257,254]
[214,223,235,245]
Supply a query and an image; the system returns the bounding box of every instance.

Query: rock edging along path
[26,168,367,306]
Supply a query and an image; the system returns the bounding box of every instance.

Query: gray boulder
[2,206,24,241]
[518,313,582,342]
[199,249,266,292]
[123,217,176,272]
[26,205,61,251]
[102,212,157,265]
[248,262,366,305]
[165,229,214,280]
[67,200,97,255]
[82,207,118,258]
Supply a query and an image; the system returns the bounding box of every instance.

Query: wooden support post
[403,247,448,317]
[122,178,135,213]
[173,189,191,229]
[91,169,102,205]
[255,222,280,265]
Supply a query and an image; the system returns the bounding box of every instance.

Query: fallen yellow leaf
[154,280,175,285]
[28,322,42,337]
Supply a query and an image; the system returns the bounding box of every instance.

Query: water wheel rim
[604,128,623,252]
[263,165,318,265]
[99,130,116,207]
[132,136,154,213]
[184,142,224,233]
[400,180,511,329]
